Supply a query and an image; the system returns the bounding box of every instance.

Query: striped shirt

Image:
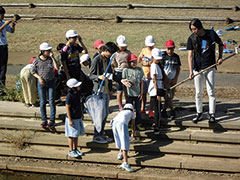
[31,56,55,81]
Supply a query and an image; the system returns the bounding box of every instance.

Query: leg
[37,81,47,121]
[135,97,142,125]
[29,75,37,105]
[20,72,29,104]
[0,46,8,89]
[194,71,204,113]
[151,96,159,127]
[73,137,78,150]
[68,137,74,151]
[205,68,216,114]
[47,80,56,122]
[123,150,128,163]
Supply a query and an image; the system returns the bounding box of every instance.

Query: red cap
[127,54,138,63]
[30,57,36,64]
[165,40,175,48]
[94,40,105,49]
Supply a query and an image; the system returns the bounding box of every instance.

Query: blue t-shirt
[0,21,12,45]
[65,91,82,119]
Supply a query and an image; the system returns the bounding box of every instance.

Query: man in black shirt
[187,18,223,123]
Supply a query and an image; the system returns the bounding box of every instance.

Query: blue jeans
[37,79,56,122]
[126,96,142,125]
[94,93,109,137]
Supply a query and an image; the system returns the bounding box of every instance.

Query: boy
[122,54,145,131]
[111,103,135,172]
[138,35,155,118]
[111,35,131,110]
[161,40,181,120]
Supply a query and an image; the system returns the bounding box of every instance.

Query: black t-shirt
[66,91,82,119]
[61,44,83,79]
[187,30,222,71]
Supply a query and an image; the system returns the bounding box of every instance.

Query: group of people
[0,5,224,172]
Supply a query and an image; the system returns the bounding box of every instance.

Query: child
[148,48,165,134]
[61,30,88,80]
[111,103,135,172]
[65,78,85,158]
[20,57,37,107]
[122,54,145,131]
[93,40,105,59]
[161,40,181,120]
[80,54,90,67]
[138,35,155,118]
[31,42,59,128]
[111,35,131,110]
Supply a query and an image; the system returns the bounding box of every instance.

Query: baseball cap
[124,103,134,110]
[165,40,175,48]
[145,35,155,47]
[80,54,90,64]
[94,40,105,49]
[116,35,127,47]
[127,54,138,63]
[66,30,78,38]
[66,78,82,88]
[152,48,163,60]
[39,42,52,51]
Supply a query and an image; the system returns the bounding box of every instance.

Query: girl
[65,78,85,158]
[31,42,59,129]
[111,103,135,172]
[148,48,165,134]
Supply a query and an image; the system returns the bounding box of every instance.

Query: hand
[69,120,74,127]
[39,78,44,86]
[217,58,223,65]
[138,93,143,100]
[121,79,131,87]
[5,20,12,25]
[98,75,106,80]
[157,96,161,101]
[50,51,54,58]
[12,21,17,26]
[189,72,194,80]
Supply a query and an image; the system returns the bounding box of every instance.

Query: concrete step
[0,130,239,158]
[0,142,239,173]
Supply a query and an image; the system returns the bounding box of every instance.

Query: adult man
[187,18,223,123]
[0,6,16,94]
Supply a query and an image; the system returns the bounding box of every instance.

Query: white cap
[39,42,52,51]
[145,35,155,47]
[80,54,90,64]
[124,103,134,110]
[116,35,127,47]
[152,48,162,60]
[66,78,82,88]
[216,30,225,36]
[66,30,78,38]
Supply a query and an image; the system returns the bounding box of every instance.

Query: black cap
[105,42,119,54]
[0,6,5,15]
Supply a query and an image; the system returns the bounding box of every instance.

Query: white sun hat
[152,48,163,60]
[66,30,78,38]
[145,35,155,47]
[80,54,90,64]
[116,35,127,47]
[39,42,52,51]
[66,78,82,88]
[124,103,134,110]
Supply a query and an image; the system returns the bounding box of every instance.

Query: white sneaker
[101,135,113,142]
[92,136,107,144]
[117,153,123,160]
[120,162,134,172]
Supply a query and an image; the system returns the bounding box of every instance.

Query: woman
[187,18,223,123]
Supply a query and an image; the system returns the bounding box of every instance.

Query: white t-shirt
[148,63,163,96]
[113,110,135,125]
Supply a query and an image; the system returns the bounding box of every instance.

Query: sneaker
[192,113,203,123]
[41,121,48,129]
[74,149,83,156]
[92,136,107,144]
[68,150,79,158]
[161,109,168,118]
[120,162,134,172]
[47,121,55,128]
[136,124,145,131]
[154,128,160,135]
[117,153,123,160]
[148,110,154,119]
[101,135,113,142]
[209,114,216,123]
[170,111,176,120]
[141,109,146,114]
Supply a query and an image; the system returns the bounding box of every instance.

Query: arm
[188,50,194,79]
[32,73,44,86]
[0,21,12,32]
[66,104,74,126]
[172,66,181,85]
[217,43,223,65]
[78,35,88,54]
[62,61,70,80]
[89,57,105,80]
[50,51,59,71]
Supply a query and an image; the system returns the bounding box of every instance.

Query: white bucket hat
[145,35,155,47]
[66,30,78,38]
[116,35,127,47]
[39,42,52,51]
[124,103,134,110]
[80,54,90,64]
[152,48,163,60]
[66,78,82,88]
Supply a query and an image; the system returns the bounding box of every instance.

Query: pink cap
[127,54,138,63]
[165,40,175,48]
[30,57,36,64]
[94,40,105,49]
